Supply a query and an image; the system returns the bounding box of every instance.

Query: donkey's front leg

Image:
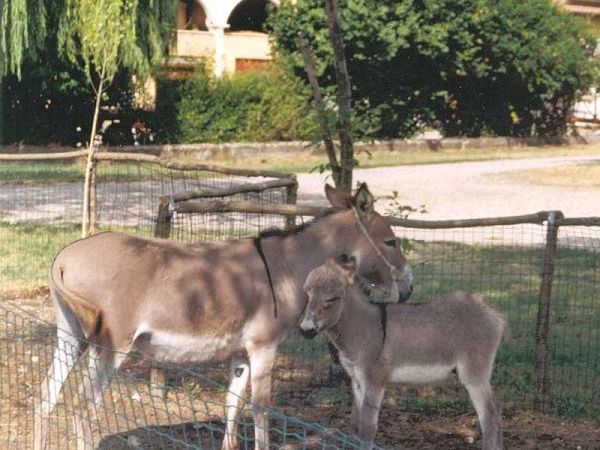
[222,356,251,450]
[356,381,385,450]
[249,344,278,450]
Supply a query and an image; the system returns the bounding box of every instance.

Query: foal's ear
[334,254,357,284]
[325,184,352,209]
[354,183,375,218]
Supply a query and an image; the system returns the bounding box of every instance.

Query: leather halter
[254,237,278,318]
[376,302,388,345]
[351,206,406,286]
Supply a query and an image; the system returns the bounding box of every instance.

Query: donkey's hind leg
[34,295,88,450]
[463,381,503,450]
[221,355,250,450]
[74,346,124,450]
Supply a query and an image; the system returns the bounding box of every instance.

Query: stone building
[559,1,600,124]
[560,0,600,22]
[171,0,280,76]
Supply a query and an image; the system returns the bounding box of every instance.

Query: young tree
[59,0,176,236]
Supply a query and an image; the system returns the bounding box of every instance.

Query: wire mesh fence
[1,152,600,449]
[0,301,373,449]
[0,153,296,296]
[162,200,600,420]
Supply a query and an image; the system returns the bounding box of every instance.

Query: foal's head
[300,259,355,334]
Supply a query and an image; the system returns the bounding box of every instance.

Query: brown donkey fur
[33,184,414,450]
[301,259,508,450]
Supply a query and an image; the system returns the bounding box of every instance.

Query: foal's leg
[349,375,362,433]
[356,381,385,450]
[221,356,251,450]
[248,344,278,450]
[74,347,124,450]
[463,381,503,450]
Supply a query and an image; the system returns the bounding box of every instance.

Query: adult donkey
[33,183,413,450]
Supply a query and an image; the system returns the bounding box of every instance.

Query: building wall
[559,0,600,24]
[172,0,280,75]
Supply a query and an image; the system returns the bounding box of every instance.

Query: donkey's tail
[50,258,102,341]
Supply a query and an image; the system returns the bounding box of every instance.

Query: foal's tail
[469,293,511,345]
[500,316,511,343]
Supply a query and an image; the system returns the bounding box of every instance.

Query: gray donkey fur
[301,259,508,450]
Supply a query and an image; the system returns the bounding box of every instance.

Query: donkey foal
[301,260,507,450]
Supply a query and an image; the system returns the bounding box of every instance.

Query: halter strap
[254,237,278,318]
[376,302,388,345]
[352,207,402,282]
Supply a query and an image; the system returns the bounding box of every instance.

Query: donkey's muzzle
[396,265,414,303]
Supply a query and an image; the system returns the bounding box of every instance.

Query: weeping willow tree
[58,0,176,236]
[0,0,47,143]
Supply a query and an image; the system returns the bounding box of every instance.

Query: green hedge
[170,63,318,143]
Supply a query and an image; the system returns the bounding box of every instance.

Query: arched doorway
[177,0,208,31]
[228,0,274,32]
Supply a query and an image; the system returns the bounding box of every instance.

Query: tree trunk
[0,77,4,145]
[325,0,354,193]
[81,78,104,238]
[296,37,342,187]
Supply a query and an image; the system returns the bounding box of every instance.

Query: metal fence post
[534,210,563,413]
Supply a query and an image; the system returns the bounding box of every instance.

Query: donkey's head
[301,259,354,334]
[323,183,413,304]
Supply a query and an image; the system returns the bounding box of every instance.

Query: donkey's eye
[325,297,340,304]
[384,239,397,248]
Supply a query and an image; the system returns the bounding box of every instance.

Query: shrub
[175,63,318,143]
[268,0,599,138]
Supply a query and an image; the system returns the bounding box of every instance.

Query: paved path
[297,154,600,220]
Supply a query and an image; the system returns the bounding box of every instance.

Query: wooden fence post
[534,210,563,413]
[150,195,174,398]
[154,195,173,239]
[285,178,298,230]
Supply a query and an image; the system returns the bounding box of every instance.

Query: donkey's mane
[256,207,342,240]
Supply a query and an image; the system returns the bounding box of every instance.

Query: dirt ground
[308,406,600,449]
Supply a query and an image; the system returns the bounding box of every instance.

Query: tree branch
[325,0,354,192]
[296,36,342,186]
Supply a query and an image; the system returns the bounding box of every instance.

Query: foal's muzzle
[300,315,318,339]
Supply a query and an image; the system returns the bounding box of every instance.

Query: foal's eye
[384,239,397,248]
[323,297,340,309]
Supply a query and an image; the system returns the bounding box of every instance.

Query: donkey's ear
[325,184,352,209]
[354,183,375,217]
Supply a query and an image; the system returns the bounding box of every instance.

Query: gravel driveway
[297,154,600,219]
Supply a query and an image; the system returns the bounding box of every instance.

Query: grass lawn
[506,162,600,188]
[2,221,597,418]
[2,145,600,182]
